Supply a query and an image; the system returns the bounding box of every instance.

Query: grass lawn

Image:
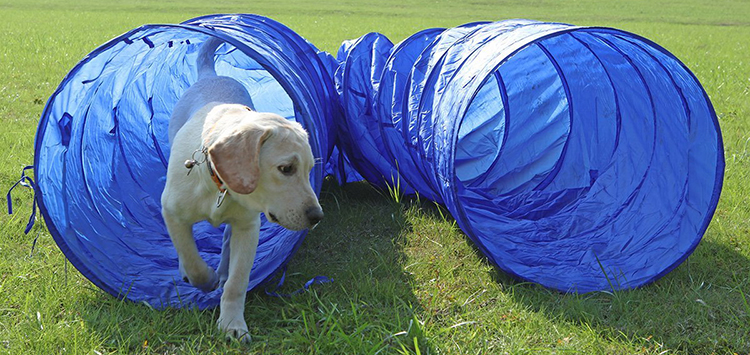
[1,0,749,353]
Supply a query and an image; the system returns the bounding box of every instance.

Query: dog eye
[278,164,295,175]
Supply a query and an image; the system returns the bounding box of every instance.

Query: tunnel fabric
[31,16,723,309]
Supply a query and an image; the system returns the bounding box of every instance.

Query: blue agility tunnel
[335,20,724,292]
[33,14,340,309]
[29,15,723,309]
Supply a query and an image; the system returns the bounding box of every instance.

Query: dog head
[204,105,323,230]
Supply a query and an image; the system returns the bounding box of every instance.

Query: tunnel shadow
[266,178,434,353]
[501,237,750,353]
[413,199,749,353]
[74,177,747,353]
[75,177,432,354]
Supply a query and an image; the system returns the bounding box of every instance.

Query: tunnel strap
[6,165,37,234]
[264,266,333,298]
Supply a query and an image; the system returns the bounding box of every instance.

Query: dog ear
[207,125,269,194]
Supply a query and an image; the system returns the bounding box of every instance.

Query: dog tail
[197,37,223,80]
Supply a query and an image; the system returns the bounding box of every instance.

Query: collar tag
[216,189,228,208]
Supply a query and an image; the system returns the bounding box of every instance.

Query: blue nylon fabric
[34,14,341,309]
[335,20,724,292]
[375,28,445,202]
[335,33,415,192]
[33,15,724,308]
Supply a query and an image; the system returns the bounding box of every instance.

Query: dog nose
[306,206,324,226]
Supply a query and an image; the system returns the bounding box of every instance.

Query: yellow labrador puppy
[161,37,323,342]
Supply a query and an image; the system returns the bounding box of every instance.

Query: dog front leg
[217,216,260,343]
[163,212,219,292]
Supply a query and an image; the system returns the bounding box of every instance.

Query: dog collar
[208,160,230,208]
[207,160,227,193]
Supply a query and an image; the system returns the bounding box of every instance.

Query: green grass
[1,0,749,353]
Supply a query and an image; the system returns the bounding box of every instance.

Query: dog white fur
[161,37,323,342]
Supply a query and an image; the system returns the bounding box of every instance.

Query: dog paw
[217,316,251,343]
[179,262,219,292]
[194,271,219,292]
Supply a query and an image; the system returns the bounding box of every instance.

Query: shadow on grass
[504,237,750,353]
[414,200,750,353]
[72,178,747,354]
[75,178,431,354]
[272,178,434,354]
